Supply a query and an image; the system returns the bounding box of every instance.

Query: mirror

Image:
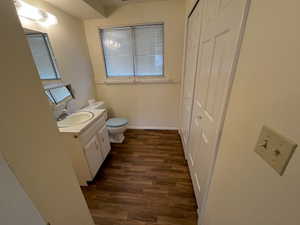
[45,85,73,105]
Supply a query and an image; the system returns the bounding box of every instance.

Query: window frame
[26,32,61,81]
[44,84,73,105]
[99,23,165,81]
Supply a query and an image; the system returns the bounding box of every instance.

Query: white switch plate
[255,126,297,176]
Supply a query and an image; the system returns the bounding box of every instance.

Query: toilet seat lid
[106,118,128,127]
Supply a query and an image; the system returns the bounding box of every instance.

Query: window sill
[96,78,179,85]
[43,81,65,90]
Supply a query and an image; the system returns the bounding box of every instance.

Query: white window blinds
[100,24,164,77]
[26,33,60,80]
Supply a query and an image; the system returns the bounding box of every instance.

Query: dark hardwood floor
[81,129,198,225]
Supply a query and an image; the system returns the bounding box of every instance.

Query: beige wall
[0,1,94,225]
[204,1,300,225]
[84,0,185,128]
[21,0,95,112]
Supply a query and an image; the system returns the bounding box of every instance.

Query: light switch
[255,126,297,176]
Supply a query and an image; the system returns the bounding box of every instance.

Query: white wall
[203,1,300,225]
[21,0,96,112]
[0,1,94,225]
[84,0,185,129]
[0,153,46,225]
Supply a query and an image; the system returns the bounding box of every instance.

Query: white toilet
[106,118,128,143]
[85,101,128,143]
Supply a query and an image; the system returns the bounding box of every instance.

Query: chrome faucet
[56,101,70,121]
[56,109,69,121]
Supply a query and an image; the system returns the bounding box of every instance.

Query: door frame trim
[188,0,200,18]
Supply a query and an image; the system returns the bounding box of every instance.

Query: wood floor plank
[81,129,198,225]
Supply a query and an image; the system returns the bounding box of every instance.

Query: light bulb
[38,13,58,27]
[14,0,57,27]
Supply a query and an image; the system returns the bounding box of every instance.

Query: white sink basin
[57,111,94,128]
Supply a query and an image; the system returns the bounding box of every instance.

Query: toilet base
[107,125,127,143]
[109,133,125,143]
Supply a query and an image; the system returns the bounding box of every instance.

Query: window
[100,24,164,78]
[45,90,55,104]
[26,33,60,80]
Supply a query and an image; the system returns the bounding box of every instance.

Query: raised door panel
[84,136,103,178]
[195,39,215,109]
[97,126,111,159]
[219,0,234,13]
[182,100,193,144]
[205,31,231,122]
[102,126,111,154]
[206,0,234,24]
[205,0,219,24]
[187,104,203,202]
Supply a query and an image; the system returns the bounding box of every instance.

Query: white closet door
[0,153,46,225]
[181,1,203,148]
[187,0,250,220]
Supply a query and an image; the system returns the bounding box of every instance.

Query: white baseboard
[127,126,179,130]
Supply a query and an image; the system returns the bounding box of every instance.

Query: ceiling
[99,0,169,8]
[43,0,170,20]
[44,0,106,19]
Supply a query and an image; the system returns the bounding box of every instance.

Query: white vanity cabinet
[60,110,111,186]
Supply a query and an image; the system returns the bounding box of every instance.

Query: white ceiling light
[14,0,57,27]
[37,12,57,27]
[15,0,44,21]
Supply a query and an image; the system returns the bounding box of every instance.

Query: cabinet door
[83,136,103,178]
[97,126,111,159]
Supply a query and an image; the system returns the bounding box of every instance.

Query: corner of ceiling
[82,0,108,18]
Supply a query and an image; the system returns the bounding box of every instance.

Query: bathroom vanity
[58,109,110,186]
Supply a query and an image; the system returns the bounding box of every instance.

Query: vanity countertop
[57,109,106,134]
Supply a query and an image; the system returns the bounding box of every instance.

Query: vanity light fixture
[14,0,57,27]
